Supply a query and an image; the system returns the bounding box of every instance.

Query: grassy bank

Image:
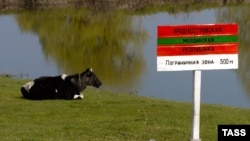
[0,76,249,141]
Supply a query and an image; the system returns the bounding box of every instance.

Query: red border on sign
[157,43,238,56]
[158,23,238,37]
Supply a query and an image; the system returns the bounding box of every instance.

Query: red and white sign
[157,23,238,71]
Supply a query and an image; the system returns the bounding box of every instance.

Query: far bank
[1,0,250,11]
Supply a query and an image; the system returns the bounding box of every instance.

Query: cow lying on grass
[21,68,102,100]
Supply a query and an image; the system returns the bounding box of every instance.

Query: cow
[20,68,102,100]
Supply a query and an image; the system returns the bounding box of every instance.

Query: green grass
[0,76,249,141]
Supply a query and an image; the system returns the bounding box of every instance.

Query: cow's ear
[85,68,93,76]
[86,67,93,72]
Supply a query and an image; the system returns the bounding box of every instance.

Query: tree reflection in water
[16,8,147,89]
[217,5,250,98]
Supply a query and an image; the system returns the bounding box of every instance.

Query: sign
[157,23,238,71]
[156,23,239,141]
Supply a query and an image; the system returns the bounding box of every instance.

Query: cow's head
[80,68,102,89]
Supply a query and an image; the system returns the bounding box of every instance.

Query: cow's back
[28,76,64,100]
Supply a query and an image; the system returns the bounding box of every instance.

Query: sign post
[157,23,238,141]
[191,70,201,141]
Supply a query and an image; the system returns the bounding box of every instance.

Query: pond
[0,6,249,108]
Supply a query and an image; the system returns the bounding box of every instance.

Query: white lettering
[227,129,234,136]
[234,129,240,136]
[222,129,228,136]
[240,129,246,136]
[222,128,247,136]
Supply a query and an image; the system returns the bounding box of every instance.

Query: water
[0,7,249,108]
[0,15,58,76]
[137,9,250,108]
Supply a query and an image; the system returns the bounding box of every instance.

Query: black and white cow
[21,68,102,100]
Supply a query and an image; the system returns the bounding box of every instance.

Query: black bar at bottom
[218,125,250,141]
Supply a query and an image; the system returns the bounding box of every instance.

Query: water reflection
[15,9,147,88]
[0,6,249,108]
[217,5,250,99]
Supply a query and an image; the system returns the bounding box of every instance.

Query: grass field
[0,76,249,141]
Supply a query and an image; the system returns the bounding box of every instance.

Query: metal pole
[190,70,201,141]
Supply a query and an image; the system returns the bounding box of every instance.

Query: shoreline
[1,0,250,11]
[1,75,249,109]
